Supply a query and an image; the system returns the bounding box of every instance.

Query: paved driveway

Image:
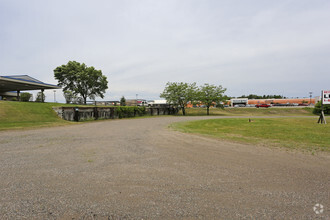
[0,116,329,219]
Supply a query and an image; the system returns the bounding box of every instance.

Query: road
[0,116,329,219]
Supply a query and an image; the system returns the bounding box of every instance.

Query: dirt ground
[0,116,329,219]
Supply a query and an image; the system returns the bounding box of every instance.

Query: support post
[17,90,20,101]
[41,89,45,102]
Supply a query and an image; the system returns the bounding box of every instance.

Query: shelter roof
[0,75,60,92]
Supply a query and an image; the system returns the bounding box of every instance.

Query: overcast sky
[1,0,330,102]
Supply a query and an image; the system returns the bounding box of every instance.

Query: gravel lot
[0,116,329,219]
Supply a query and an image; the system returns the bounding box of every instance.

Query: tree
[54,61,108,104]
[20,92,32,102]
[120,96,126,106]
[63,90,74,104]
[160,82,197,115]
[197,83,226,115]
[35,92,46,102]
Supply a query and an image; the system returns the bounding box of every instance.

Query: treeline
[238,94,286,99]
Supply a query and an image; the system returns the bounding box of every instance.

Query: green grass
[0,101,75,130]
[170,117,329,152]
[181,107,314,116]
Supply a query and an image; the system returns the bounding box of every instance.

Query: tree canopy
[54,61,108,104]
[239,94,285,99]
[197,83,226,115]
[120,96,126,106]
[160,82,197,115]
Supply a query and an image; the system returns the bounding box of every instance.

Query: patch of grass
[170,117,329,152]
[0,101,76,130]
[181,107,314,116]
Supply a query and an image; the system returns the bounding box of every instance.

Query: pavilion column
[17,90,20,101]
[41,89,44,102]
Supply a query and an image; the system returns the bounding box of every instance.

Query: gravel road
[0,116,329,219]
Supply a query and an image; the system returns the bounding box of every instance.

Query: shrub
[115,106,146,118]
[313,101,330,115]
[12,97,17,101]
[20,92,32,102]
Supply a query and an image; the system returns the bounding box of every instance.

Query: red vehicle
[256,104,271,108]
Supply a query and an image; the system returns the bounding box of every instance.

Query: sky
[1,0,330,103]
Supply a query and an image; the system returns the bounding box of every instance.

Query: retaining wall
[53,107,178,122]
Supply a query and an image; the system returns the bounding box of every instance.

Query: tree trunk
[84,97,87,105]
[207,106,210,115]
[182,107,186,116]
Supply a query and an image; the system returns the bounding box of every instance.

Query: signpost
[318,90,329,124]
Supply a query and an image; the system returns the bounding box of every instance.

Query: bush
[20,92,32,102]
[12,97,17,101]
[313,101,330,115]
[115,106,146,118]
[35,92,46,102]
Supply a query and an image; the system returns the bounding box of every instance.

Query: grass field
[181,107,314,116]
[170,117,329,152]
[0,101,74,130]
[0,101,318,132]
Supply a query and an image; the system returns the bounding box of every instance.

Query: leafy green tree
[160,82,197,115]
[120,96,126,106]
[197,83,226,115]
[35,92,46,102]
[20,92,32,102]
[54,61,108,104]
[63,90,74,104]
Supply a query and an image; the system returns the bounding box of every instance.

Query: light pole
[309,92,313,105]
[53,90,56,103]
[136,94,138,106]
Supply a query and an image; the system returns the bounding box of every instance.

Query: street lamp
[136,94,138,106]
[309,92,313,105]
[53,90,56,103]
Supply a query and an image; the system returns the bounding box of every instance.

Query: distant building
[148,100,168,107]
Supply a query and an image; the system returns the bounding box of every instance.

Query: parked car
[256,104,271,108]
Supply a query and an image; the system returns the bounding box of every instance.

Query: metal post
[318,90,327,124]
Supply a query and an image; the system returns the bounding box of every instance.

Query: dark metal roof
[0,75,61,92]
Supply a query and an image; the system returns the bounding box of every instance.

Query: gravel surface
[0,116,329,219]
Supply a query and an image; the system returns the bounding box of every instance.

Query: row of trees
[160,82,226,115]
[238,94,285,99]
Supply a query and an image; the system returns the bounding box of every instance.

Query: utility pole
[309,92,312,106]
